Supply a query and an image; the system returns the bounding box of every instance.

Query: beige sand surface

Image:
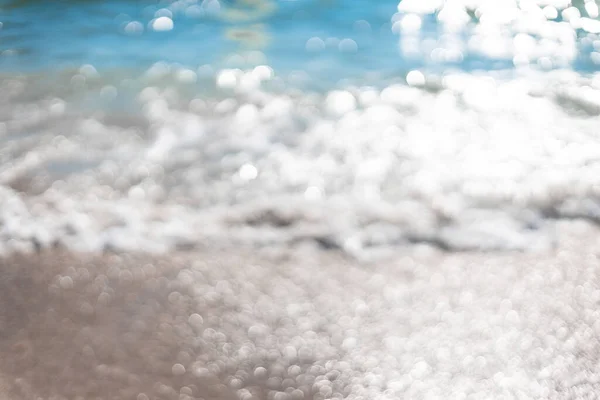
[0,220,599,400]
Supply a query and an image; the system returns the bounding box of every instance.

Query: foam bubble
[151,16,174,32]
[216,69,240,89]
[59,276,74,289]
[124,21,144,35]
[325,90,356,116]
[406,70,425,86]
[235,104,259,124]
[306,37,325,52]
[172,363,186,376]
[253,65,274,81]
[79,64,98,78]
[239,164,258,181]
[186,5,204,18]
[254,367,268,379]
[339,38,358,53]
[395,14,422,33]
[177,69,198,84]
[586,2,599,18]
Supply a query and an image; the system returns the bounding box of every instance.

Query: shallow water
[1,0,600,257]
[1,0,600,75]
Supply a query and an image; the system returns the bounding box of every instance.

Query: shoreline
[0,220,599,399]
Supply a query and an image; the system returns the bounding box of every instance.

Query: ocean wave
[1,66,600,258]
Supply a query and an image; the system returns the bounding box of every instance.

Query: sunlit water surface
[1,0,600,257]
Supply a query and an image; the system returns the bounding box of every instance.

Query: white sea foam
[1,66,600,258]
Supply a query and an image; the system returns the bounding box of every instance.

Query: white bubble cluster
[2,64,600,258]
[216,69,241,89]
[325,90,356,116]
[150,16,174,32]
[393,0,598,67]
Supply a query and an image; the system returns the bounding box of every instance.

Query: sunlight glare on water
[0,0,599,257]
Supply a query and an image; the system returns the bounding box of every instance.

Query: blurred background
[2,2,600,400]
[0,0,599,258]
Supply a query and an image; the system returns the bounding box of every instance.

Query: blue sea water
[1,0,600,257]
[0,0,388,74]
[0,0,597,78]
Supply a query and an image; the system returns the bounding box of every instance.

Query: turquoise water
[1,0,598,80]
[0,0,394,75]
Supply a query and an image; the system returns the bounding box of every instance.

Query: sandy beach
[0,220,599,400]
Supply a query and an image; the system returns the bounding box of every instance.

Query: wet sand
[0,220,599,400]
